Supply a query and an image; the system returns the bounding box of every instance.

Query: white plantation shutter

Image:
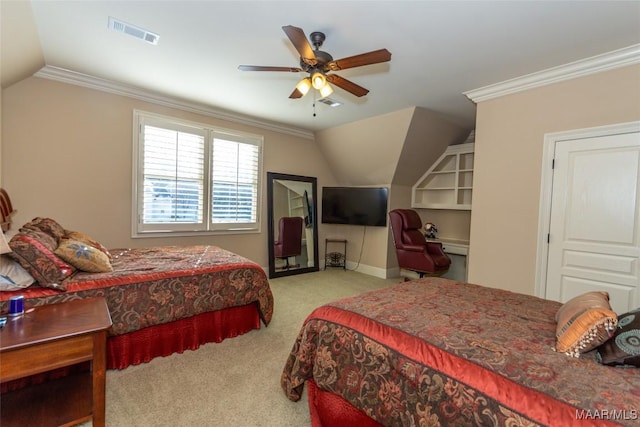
[133,111,262,236]
[142,125,205,225]
[211,137,260,226]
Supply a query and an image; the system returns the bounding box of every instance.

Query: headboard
[0,188,16,232]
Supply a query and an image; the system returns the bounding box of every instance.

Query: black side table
[325,238,347,270]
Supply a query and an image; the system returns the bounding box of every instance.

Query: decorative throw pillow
[8,231,74,291]
[554,291,618,357]
[0,254,35,291]
[55,239,113,273]
[64,230,112,259]
[596,308,640,367]
[0,232,11,254]
[20,217,66,242]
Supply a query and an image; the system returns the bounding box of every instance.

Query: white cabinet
[412,143,474,210]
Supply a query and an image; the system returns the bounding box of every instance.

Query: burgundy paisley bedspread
[281,278,640,427]
[0,245,273,336]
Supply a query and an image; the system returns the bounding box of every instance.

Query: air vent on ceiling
[108,17,159,45]
[317,98,342,107]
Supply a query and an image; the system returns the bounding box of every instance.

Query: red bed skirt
[2,303,261,392]
[307,380,383,427]
[108,302,261,369]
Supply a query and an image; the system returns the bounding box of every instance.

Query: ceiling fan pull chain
[313,91,317,117]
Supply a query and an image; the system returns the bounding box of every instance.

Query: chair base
[400,268,448,281]
[276,256,300,270]
[277,264,300,271]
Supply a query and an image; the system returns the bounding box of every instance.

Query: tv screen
[321,187,388,227]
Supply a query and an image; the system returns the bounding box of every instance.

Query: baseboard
[345,262,401,279]
[319,261,401,280]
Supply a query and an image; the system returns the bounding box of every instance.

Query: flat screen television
[321,187,388,227]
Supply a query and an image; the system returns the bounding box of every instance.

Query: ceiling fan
[238,25,391,99]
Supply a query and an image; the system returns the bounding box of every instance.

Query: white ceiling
[21,1,640,132]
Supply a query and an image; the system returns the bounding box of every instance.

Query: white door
[545,131,640,314]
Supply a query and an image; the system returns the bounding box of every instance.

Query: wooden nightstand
[1,297,112,427]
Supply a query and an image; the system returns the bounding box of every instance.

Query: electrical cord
[348,226,367,271]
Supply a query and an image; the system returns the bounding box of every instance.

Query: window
[133,111,263,236]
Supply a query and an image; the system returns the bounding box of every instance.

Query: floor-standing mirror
[267,172,319,279]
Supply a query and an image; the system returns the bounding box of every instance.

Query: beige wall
[0,1,44,89]
[2,75,465,278]
[2,76,337,268]
[315,107,467,276]
[315,109,410,275]
[418,208,470,242]
[469,64,640,295]
[315,108,411,186]
[1,0,46,188]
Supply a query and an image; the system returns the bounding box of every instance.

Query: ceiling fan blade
[238,65,302,72]
[289,88,304,99]
[326,74,369,97]
[282,25,317,66]
[327,48,391,71]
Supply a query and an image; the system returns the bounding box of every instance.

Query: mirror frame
[267,172,319,279]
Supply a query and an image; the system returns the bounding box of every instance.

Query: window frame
[132,110,263,237]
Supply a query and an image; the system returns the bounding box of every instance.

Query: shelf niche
[412,143,474,210]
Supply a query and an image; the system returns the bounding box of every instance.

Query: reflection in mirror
[267,172,319,279]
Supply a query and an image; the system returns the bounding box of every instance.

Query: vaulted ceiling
[2,1,640,134]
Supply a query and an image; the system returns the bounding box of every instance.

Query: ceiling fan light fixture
[238,26,391,101]
[311,72,326,90]
[296,78,312,96]
[319,82,333,98]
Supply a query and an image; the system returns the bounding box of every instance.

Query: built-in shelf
[289,192,305,217]
[412,143,474,210]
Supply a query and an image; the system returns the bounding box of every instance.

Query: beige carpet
[90,269,401,426]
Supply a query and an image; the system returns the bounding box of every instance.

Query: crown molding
[464,44,640,103]
[33,65,315,140]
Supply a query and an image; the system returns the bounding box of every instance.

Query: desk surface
[427,238,469,256]
[427,238,469,246]
[1,297,112,427]
[1,297,112,352]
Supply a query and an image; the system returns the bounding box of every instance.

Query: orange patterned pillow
[64,230,112,259]
[555,291,617,357]
[55,239,113,273]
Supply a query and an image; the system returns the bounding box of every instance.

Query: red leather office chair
[274,216,304,270]
[389,209,451,277]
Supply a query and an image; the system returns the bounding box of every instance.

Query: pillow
[0,254,35,291]
[596,308,640,367]
[55,239,113,273]
[64,230,112,259]
[0,232,11,254]
[554,291,618,357]
[20,217,66,242]
[8,231,74,291]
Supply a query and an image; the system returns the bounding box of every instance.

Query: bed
[0,215,273,372]
[281,277,640,427]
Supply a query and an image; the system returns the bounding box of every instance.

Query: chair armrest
[426,242,446,256]
[402,244,425,252]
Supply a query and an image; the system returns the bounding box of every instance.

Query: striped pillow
[555,291,617,357]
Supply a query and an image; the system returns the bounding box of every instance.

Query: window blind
[211,138,259,224]
[133,110,263,236]
[142,125,205,224]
